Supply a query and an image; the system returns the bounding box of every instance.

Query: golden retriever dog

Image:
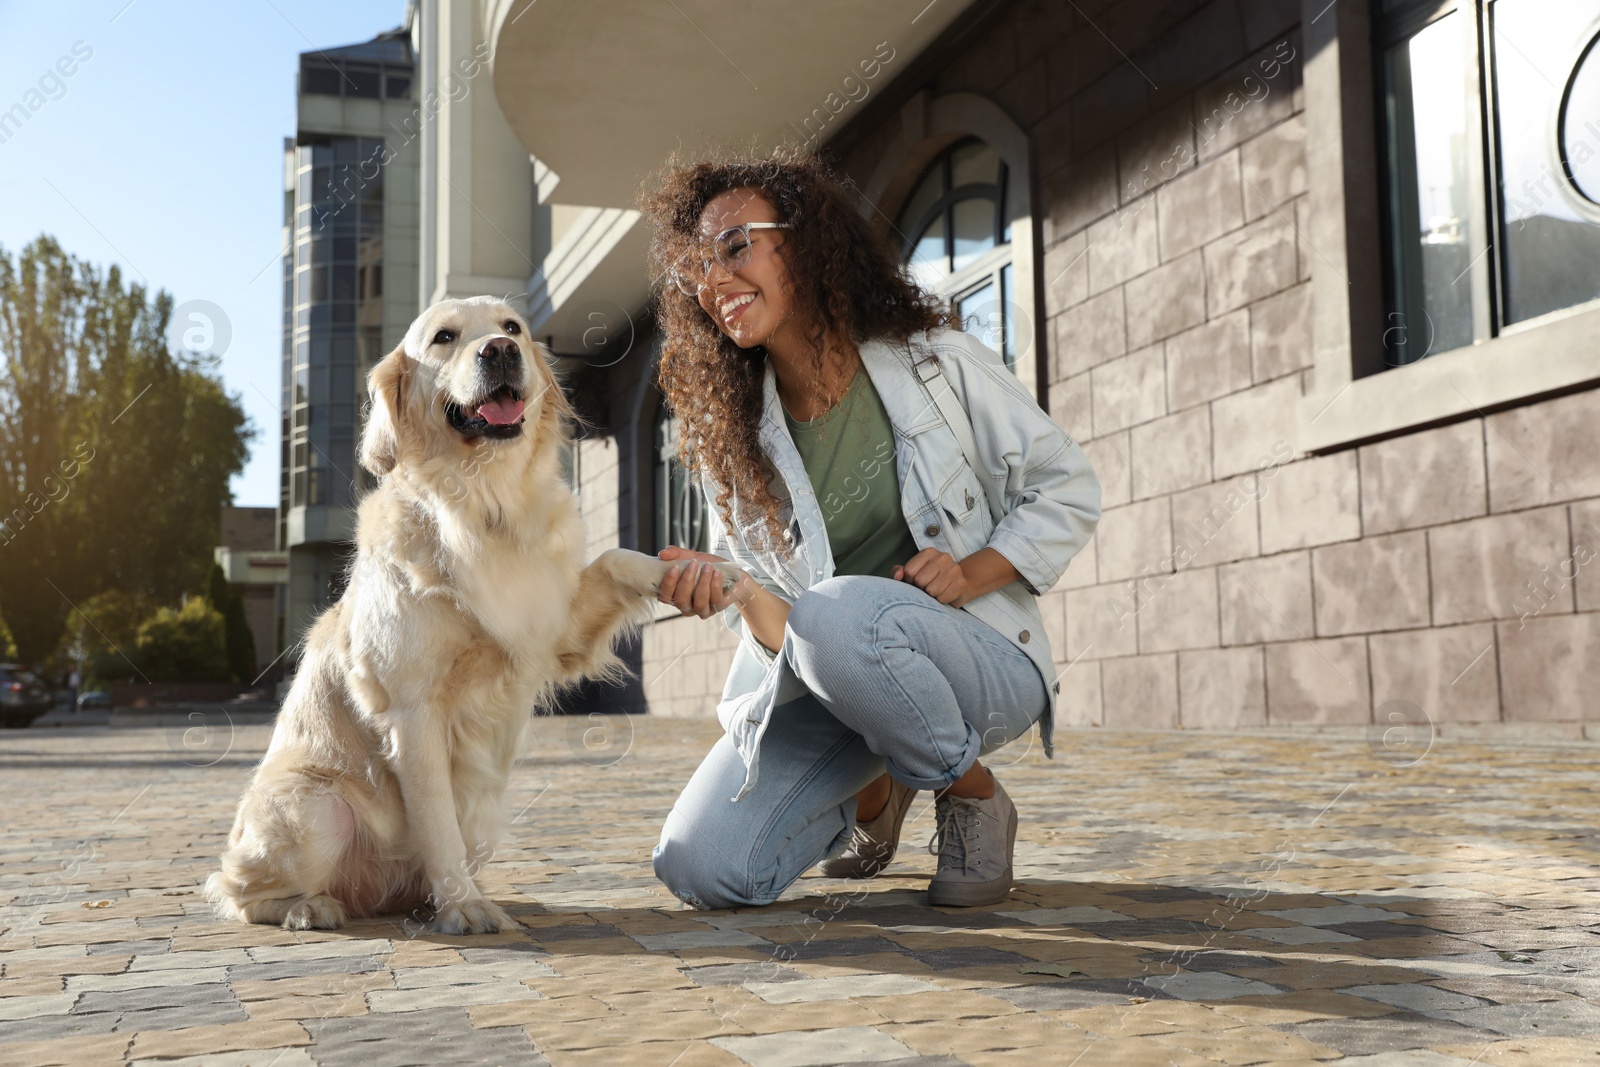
[206,296,737,933]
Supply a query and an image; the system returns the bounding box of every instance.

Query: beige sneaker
[820,777,918,879]
[927,772,1016,907]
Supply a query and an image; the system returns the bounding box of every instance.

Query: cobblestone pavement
[2,716,1599,1066]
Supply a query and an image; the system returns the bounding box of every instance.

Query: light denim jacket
[701,325,1102,801]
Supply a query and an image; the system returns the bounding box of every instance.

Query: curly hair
[639,144,957,557]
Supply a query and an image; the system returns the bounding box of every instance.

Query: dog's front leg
[389,710,515,935]
[555,549,743,681]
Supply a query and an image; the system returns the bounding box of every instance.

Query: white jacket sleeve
[927,329,1102,597]
[702,472,790,671]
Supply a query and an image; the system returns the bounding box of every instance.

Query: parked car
[77,690,111,711]
[0,665,55,727]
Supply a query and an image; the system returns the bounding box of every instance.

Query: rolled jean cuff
[882,720,983,792]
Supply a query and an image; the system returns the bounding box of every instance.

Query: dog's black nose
[478,337,522,368]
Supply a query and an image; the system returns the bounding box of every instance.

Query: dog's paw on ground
[430,898,515,935]
[281,895,347,931]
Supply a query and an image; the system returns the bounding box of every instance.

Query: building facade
[213,506,287,683]
[278,24,423,648]
[363,0,1600,734]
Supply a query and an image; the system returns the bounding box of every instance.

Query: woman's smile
[718,290,758,327]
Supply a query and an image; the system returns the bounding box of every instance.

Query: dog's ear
[359,342,410,477]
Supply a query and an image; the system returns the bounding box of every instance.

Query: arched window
[896,137,1018,369]
[652,401,709,553]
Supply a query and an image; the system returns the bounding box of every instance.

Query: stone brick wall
[640,610,743,718]
[623,0,1600,733]
[577,436,622,558]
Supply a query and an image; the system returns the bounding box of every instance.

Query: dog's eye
[503,320,521,335]
[431,329,456,346]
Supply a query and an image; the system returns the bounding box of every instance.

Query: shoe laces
[928,795,985,874]
[844,821,881,856]
[844,802,896,860]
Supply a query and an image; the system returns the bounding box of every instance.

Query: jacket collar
[756,331,944,455]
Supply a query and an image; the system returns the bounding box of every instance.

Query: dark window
[896,137,1009,283]
[895,137,1017,369]
[653,402,709,554]
[300,59,342,96]
[285,134,390,516]
[1375,0,1600,367]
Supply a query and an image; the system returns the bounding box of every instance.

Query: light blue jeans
[653,574,1049,910]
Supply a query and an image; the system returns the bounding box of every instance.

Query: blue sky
[0,0,408,508]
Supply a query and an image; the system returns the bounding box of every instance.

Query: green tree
[133,597,230,683]
[62,588,160,684]
[0,237,254,665]
[205,562,256,683]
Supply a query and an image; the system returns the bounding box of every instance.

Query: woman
[642,150,1100,910]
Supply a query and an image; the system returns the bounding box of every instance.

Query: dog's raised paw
[281,895,347,931]
[713,562,744,595]
[431,898,515,935]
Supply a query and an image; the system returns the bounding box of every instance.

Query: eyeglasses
[671,222,790,296]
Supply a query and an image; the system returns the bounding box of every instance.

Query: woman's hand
[657,545,749,620]
[893,548,969,606]
[894,547,1021,609]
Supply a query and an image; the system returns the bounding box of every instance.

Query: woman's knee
[653,814,769,911]
[786,575,910,659]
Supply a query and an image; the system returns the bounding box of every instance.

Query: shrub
[133,597,230,682]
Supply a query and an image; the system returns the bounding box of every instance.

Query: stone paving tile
[712,1026,920,1067]
[129,1051,317,1067]
[85,938,170,957]
[0,1032,135,1067]
[1,719,1599,1064]
[306,1007,546,1066]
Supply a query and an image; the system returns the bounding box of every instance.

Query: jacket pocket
[935,468,987,558]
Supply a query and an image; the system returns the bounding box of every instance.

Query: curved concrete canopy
[489,0,970,208]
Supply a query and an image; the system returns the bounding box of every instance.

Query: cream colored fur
[205,296,735,933]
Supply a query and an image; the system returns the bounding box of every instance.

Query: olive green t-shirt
[782,366,922,580]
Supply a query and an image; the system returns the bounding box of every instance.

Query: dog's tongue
[475,395,524,426]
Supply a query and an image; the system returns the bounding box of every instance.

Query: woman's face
[691,187,796,349]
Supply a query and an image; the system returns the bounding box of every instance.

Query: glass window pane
[908,215,947,290]
[952,197,998,272]
[332,265,355,303]
[1380,11,1476,363]
[1000,262,1016,367]
[331,366,356,405]
[300,61,341,96]
[1492,0,1600,323]
[956,281,1001,359]
[343,65,380,98]
[1565,35,1600,202]
[653,407,708,552]
[950,139,1000,189]
[897,167,944,245]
